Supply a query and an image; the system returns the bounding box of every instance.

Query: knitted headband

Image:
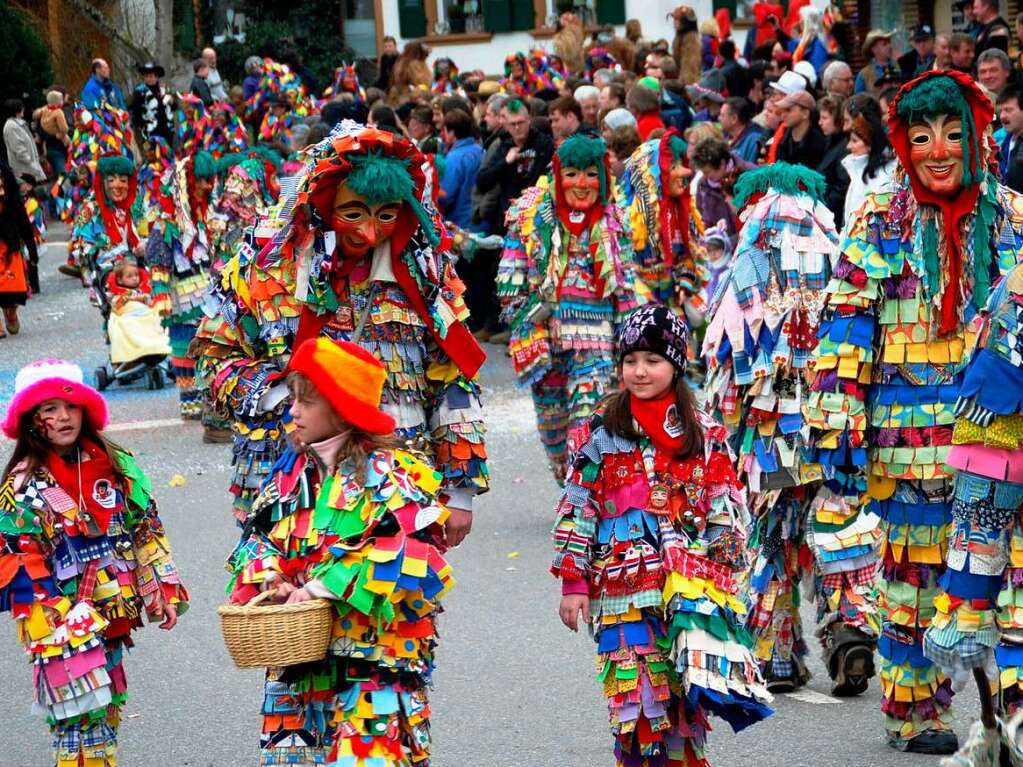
[616,305,689,372]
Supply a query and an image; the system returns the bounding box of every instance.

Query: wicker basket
[218,590,334,668]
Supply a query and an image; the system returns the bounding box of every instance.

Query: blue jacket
[81,75,126,110]
[440,137,483,230]
[731,124,764,165]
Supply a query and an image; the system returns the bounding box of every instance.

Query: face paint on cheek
[34,413,60,441]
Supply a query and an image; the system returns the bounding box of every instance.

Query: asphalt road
[0,229,985,766]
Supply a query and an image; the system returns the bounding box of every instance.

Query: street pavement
[0,229,986,766]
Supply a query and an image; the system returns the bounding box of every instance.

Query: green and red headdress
[94,153,138,249]
[888,69,998,336]
[280,123,485,377]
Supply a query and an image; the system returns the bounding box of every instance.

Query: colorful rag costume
[191,123,488,521]
[0,360,188,767]
[502,53,541,98]
[431,58,460,95]
[498,135,641,479]
[529,49,566,92]
[69,155,140,279]
[551,305,772,767]
[246,58,314,122]
[147,151,218,420]
[806,71,1023,750]
[620,133,705,316]
[208,153,279,274]
[702,164,841,691]
[228,442,453,766]
[131,137,173,240]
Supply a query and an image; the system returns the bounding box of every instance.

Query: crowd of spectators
[5,1,1023,345]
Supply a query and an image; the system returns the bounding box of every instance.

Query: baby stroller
[88,243,173,391]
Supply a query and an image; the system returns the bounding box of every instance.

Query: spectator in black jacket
[775,89,827,169]
[475,98,554,238]
[815,94,850,231]
[190,59,213,106]
[998,88,1023,192]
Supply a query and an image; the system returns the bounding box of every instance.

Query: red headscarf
[887,69,993,336]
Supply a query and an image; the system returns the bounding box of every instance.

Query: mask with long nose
[332,183,401,258]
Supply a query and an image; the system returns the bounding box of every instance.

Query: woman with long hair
[840,108,895,224]
[0,161,39,336]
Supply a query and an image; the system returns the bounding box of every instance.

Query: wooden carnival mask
[332,182,402,258]
[908,115,965,196]
[559,164,601,211]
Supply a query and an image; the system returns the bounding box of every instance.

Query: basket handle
[247,588,279,606]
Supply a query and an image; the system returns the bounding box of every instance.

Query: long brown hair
[600,375,704,460]
[2,410,128,486]
[287,372,398,483]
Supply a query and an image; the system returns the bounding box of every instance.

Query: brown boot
[3,307,19,335]
[203,426,234,444]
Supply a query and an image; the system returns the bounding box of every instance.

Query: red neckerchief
[46,439,121,536]
[887,69,992,337]
[93,172,139,250]
[657,132,691,267]
[630,391,685,455]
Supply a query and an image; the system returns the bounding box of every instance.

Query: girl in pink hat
[0,359,189,767]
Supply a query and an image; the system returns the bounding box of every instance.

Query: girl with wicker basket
[0,359,189,767]
[225,336,454,767]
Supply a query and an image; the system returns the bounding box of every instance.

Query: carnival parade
[5,1,1023,765]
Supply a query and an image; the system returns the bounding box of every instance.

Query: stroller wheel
[95,367,110,391]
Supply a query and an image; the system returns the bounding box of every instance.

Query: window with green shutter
[398,0,427,37]
[596,0,625,25]
[482,0,512,32]
[510,0,535,29]
[712,0,737,16]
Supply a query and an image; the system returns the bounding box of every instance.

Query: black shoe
[889,729,959,755]
[58,263,80,278]
[830,643,873,697]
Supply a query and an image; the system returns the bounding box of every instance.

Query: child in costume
[147,150,218,423]
[105,257,171,366]
[553,304,772,767]
[702,164,844,693]
[0,359,188,767]
[498,134,641,482]
[806,71,1023,754]
[619,132,706,323]
[191,123,487,536]
[227,336,453,766]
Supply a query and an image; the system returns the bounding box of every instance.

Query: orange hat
[283,338,396,435]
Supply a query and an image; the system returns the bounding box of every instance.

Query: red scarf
[46,440,121,537]
[630,391,685,455]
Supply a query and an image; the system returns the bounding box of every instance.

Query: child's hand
[285,587,313,604]
[559,594,590,632]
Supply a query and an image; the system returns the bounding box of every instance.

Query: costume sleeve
[118,454,190,618]
[423,260,489,508]
[0,472,59,626]
[550,426,603,590]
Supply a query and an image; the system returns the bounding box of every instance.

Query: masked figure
[528,49,565,92]
[703,164,843,693]
[131,137,172,240]
[69,154,141,285]
[208,153,279,275]
[502,52,540,98]
[147,151,218,423]
[190,123,489,528]
[498,134,641,482]
[431,57,460,95]
[620,132,706,322]
[806,71,1023,754]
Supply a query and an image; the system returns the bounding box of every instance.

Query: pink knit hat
[2,360,109,439]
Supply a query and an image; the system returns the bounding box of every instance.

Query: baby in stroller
[94,255,172,390]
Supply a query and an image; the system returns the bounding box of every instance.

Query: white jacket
[841,154,896,226]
